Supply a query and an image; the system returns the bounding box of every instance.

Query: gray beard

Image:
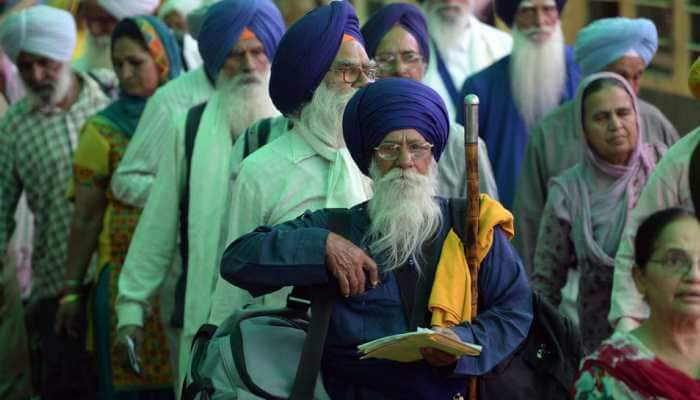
[24,63,73,110]
[426,2,473,65]
[293,82,356,149]
[510,23,567,129]
[366,159,443,273]
[215,67,280,141]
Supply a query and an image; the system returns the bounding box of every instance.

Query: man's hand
[325,232,379,297]
[54,296,83,339]
[113,324,144,373]
[420,327,461,368]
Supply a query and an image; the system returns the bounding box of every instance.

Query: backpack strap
[243,117,273,159]
[690,139,700,215]
[181,324,218,400]
[172,101,207,328]
[289,208,350,400]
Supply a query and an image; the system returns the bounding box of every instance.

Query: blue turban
[496,0,566,27]
[574,18,658,77]
[198,0,284,79]
[270,1,364,116]
[342,78,449,175]
[361,3,429,64]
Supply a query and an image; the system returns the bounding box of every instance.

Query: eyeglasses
[648,249,700,275]
[373,141,434,161]
[375,52,424,75]
[516,4,559,23]
[331,62,377,84]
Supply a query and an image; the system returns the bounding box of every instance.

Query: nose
[119,63,133,80]
[396,145,415,170]
[353,70,373,88]
[608,114,623,130]
[240,51,255,72]
[30,63,45,83]
[534,8,547,28]
[395,60,412,78]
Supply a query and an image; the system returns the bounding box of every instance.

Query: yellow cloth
[429,194,514,327]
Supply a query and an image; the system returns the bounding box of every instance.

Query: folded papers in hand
[357,327,482,363]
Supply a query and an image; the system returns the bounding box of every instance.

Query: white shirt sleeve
[115,121,185,328]
[111,92,175,208]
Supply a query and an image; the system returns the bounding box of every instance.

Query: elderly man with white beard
[0,6,112,399]
[458,0,581,209]
[206,0,376,325]
[114,0,284,386]
[219,78,532,399]
[74,0,160,73]
[421,0,512,119]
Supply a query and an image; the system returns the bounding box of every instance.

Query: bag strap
[171,101,207,328]
[242,117,273,159]
[690,139,700,214]
[181,324,218,400]
[432,40,461,113]
[290,208,350,400]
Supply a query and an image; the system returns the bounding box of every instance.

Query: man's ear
[632,266,646,298]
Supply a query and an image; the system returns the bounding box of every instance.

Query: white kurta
[115,114,288,384]
[422,15,511,120]
[111,66,213,208]
[207,128,372,325]
[436,122,499,200]
[609,128,699,331]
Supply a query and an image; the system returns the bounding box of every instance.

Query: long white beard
[215,66,280,141]
[293,82,356,149]
[84,33,113,70]
[366,160,443,273]
[426,2,473,66]
[510,23,566,129]
[24,62,73,109]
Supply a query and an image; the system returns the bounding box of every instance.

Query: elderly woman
[531,72,665,351]
[574,208,700,398]
[55,16,182,398]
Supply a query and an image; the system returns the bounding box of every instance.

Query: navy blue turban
[361,3,429,64]
[343,78,449,175]
[496,0,566,27]
[270,0,364,116]
[198,0,284,79]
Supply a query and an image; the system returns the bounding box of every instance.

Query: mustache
[520,26,553,36]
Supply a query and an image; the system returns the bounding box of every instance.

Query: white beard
[24,62,73,109]
[293,82,356,149]
[215,65,280,141]
[426,1,473,66]
[366,160,443,273]
[83,32,113,70]
[510,23,566,129]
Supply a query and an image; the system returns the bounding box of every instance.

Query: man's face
[323,39,375,94]
[17,52,67,104]
[375,26,426,81]
[514,0,559,43]
[373,129,434,177]
[605,56,646,95]
[427,0,471,24]
[81,0,118,37]
[220,37,270,82]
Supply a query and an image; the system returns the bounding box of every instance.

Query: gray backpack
[181,210,350,400]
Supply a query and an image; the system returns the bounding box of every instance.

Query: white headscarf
[158,0,202,19]
[97,0,159,19]
[0,5,76,64]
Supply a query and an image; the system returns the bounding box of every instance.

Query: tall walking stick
[464,94,480,400]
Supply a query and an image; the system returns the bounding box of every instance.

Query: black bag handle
[690,139,700,215]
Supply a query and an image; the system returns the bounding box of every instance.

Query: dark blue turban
[198,0,284,79]
[496,0,566,27]
[342,78,449,175]
[361,3,429,64]
[270,1,364,116]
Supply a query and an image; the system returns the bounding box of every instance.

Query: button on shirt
[0,73,111,301]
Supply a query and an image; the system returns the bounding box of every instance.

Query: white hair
[292,81,357,149]
[215,64,280,141]
[24,61,73,109]
[426,1,473,67]
[510,22,566,129]
[365,159,443,273]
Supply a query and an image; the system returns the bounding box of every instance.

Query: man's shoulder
[473,18,512,44]
[236,132,297,178]
[464,55,509,88]
[154,67,212,102]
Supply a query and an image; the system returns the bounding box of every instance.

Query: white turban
[97,0,159,19]
[0,5,77,64]
[158,0,202,19]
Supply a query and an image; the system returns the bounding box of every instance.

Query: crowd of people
[0,0,698,399]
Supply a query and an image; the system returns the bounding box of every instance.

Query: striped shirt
[0,73,110,301]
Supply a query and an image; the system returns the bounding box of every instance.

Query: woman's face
[112,36,160,97]
[634,217,700,320]
[583,84,638,165]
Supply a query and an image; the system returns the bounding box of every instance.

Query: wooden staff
[463,94,480,400]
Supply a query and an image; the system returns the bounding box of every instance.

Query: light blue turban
[574,18,658,76]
